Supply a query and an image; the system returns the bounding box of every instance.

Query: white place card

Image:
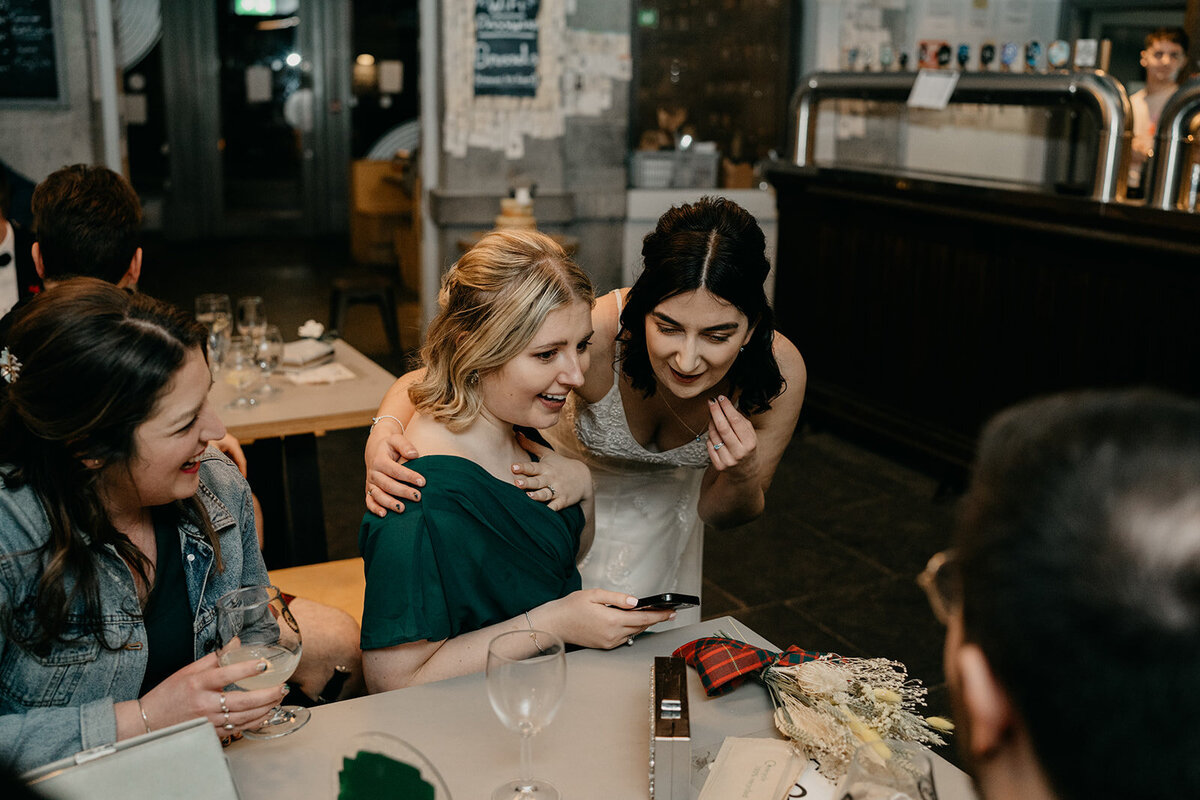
[907,68,960,110]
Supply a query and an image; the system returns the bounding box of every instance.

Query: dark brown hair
[31,164,142,284]
[0,278,220,650]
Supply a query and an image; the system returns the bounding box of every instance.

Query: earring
[738,346,744,353]
[467,371,479,386]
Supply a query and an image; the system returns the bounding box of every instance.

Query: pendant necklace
[659,390,707,442]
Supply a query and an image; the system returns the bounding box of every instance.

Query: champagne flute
[224,335,260,409]
[195,293,231,376]
[254,324,284,395]
[236,295,267,340]
[215,585,310,739]
[486,629,566,800]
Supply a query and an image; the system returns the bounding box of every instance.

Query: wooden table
[225,617,977,799]
[209,340,396,567]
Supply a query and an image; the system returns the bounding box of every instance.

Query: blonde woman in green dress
[359,231,674,692]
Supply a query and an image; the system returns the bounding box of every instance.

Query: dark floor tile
[704,518,891,608]
[708,601,856,657]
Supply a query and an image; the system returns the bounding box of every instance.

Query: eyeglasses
[917,549,960,626]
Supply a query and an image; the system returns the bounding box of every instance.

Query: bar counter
[767,162,1200,471]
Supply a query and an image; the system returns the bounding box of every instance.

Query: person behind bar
[359,230,673,692]
[364,197,806,627]
[0,280,293,771]
[1129,27,1190,195]
[919,389,1200,799]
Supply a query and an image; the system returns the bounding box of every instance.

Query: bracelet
[137,698,152,733]
[370,415,406,434]
[523,611,544,653]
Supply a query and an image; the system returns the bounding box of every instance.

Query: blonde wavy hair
[409,229,594,431]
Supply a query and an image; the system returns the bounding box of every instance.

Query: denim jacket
[0,449,267,772]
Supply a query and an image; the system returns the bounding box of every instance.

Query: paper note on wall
[379,60,403,94]
[245,65,272,103]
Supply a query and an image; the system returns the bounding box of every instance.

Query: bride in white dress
[365,197,806,628]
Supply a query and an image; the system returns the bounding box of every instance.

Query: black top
[138,507,195,694]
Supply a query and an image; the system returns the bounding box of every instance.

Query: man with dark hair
[30,163,143,288]
[1129,26,1191,193]
[0,164,142,343]
[0,167,41,318]
[920,389,1200,799]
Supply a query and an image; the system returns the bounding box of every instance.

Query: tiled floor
[143,233,963,764]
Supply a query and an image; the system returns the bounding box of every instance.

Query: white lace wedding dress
[547,363,709,629]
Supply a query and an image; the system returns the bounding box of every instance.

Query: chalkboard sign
[0,0,66,106]
[474,0,540,98]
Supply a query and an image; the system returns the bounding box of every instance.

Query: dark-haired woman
[0,279,287,771]
[366,197,805,626]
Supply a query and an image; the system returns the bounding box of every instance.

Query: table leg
[246,436,329,569]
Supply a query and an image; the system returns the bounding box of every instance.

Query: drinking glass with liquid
[215,585,309,739]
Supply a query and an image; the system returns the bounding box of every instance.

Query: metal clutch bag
[649,655,690,800]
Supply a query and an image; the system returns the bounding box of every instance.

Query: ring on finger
[224,722,235,732]
[712,441,725,451]
[625,635,635,646]
[548,485,557,498]
[223,710,230,726]
[219,692,229,714]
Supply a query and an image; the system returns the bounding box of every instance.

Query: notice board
[473,0,540,97]
[0,0,66,106]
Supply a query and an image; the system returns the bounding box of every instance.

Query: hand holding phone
[628,593,699,611]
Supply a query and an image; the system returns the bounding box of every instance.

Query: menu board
[473,0,540,97]
[0,0,64,105]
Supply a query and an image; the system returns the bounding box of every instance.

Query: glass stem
[519,732,534,786]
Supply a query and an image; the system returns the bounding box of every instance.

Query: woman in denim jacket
[0,280,286,772]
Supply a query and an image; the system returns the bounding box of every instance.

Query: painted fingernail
[281,685,290,696]
[394,503,403,512]
[626,596,638,606]
[512,464,521,472]
[708,398,716,404]
[669,612,678,620]
[416,477,426,487]
[514,479,525,487]
[719,395,727,402]
[412,492,420,501]
[257,660,269,671]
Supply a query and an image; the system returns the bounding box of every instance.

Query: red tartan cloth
[673,637,828,697]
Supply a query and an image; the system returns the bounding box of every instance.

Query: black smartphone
[629,592,699,611]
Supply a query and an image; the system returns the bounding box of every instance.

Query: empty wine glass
[195,293,231,376]
[224,335,260,409]
[486,629,566,800]
[215,585,309,739]
[254,324,284,395]
[236,295,267,340]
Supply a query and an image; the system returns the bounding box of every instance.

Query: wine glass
[236,295,267,340]
[224,335,260,409]
[195,293,231,376]
[215,585,310,739]
[486,629,566,800]
[254,324,284,395]
[840,740,938,800]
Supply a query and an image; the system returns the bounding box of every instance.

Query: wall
[429,0,632,295]
[0,1,101,182]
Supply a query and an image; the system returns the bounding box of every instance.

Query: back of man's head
[31,164,142,284]
[954,388,1200,799]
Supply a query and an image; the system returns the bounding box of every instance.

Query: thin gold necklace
[659,390,707,442]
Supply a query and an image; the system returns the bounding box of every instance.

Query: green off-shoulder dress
[358,455,584,649]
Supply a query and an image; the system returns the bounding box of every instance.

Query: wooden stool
[329,274,402,357]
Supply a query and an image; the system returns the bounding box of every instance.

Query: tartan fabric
[673,636,828,696]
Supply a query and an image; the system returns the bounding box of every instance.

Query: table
[225,617,977,799]
[209,340,396,567]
